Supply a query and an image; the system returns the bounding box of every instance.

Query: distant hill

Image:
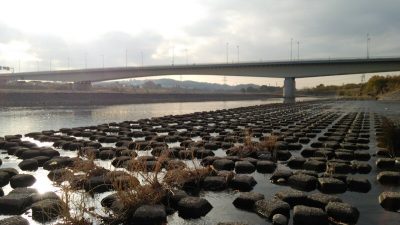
[94,78,270,91]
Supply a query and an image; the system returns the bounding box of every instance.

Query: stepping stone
[303,160,326,173]
[351,161,371,174]
[306,193,342,209]
[346,177,371,193]
[275,189,308,208]
[270,170,293,183]
[0,216,29,225]
[131,204,167,225]
[288,174,317,192]
[254,198,290,220]
[325,202,359,224]
[84,176,113,193]
[10,174,36,188]
[272,214,288,225]
[31,199,62,222]
[177,197,213,218]
[230,175,257,191]
[18,159,39,171]
[232,192,265,210]
[377,171,400,185]
[213,159,235,171]
[376,158,395,170]
[0,188,38,214]
[0,171,11,187]
[326,162,351,174]
[287,157,306,169]
[202,176,227,191]
[317,177,347,194]
[379,191,400,211]
[256,160,276,173]
[235,161,256,174]
[293,205,328,225]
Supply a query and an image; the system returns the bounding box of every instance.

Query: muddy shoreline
[0,91,280,107]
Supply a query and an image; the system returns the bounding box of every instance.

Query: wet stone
[232,192,265,210]
[306,193,342,209]
[379,191,400,211]
[275,189,308,208]
[272,214,288,225]
[230,174,257,191]
[288,174,317,192]
[0,216,29,225]
[235,161,256,174]
[84,176,113,193]
[10,174,36,188]
[31,198,62,222]
[202,176,227,191]
[287,157,306,169]
[346,177,371,193]
[254,198,290,220]
[270,170,293,183]
[18,159,39,171]
[130,204,167,225]
[293,205,328,225]
[213,159,235,171]
[351,161,372,174]
[303,160,326,173]
[0,171,11,187]
[0,188,38,214]
[256,160,276,173]
[377,171,400,185]
[317,177,347,194]
[325,202,359,224]
[177,197,213,218]
[376,158,396,170]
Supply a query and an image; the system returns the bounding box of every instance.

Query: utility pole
[226,42,229,63]
[185,48,188,65]
[125,49,128,67]
[84,53,87,69]
[290,38,293,61]
[361,74,366,83]
[367,33,370,59]
[297,41,300,60]
[140,51,144,67]
[237,45,240,63]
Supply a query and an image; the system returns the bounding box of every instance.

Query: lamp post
[290,38,293,61]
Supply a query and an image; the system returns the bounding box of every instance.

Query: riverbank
[0,90,280,107]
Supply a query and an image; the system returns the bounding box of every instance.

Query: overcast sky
[0,0,399,88]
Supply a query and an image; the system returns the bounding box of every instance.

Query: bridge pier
[283,77,296,103]
[73,81,92,91]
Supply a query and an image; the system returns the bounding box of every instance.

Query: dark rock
[379,191,400,211]
[0,188,38,214]
[18,159,39,171]
[202,176,227,191]
[177,197,213,218]
[31,199,62,222]
[10,174,36,188]
[99,150,116,160]
[235,161,256,174]
[317,177,347,194]
[32,191,60,203]
[325,202,359,224]
[272,214,288,225]
[276,150,292,161]
[270,170,293,183]
[84,176,112,193]
[288,174,317,192]
[306,193,342,209]
[287,157,306,169]
[254,198,290,220]
[0,171,11,187]
[346,177,371,193]
[230,175,257,191]
[43,157,73,170]
[213,159,235,171]
[131,204,167,225]
[293,205,328,225]
[351,161,372,174]
[232,192,265,210]
[47,168,72,182]
[0,216,29,225]
[303,160,326,173]
[377,171,400,185]
[376,158,395,170]
[256,160,276,173]
[326,162,351,174]
[275,189,308,208]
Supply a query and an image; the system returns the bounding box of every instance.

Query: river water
[1,98,400,225]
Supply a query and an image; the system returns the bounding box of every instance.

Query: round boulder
[10,174,36,188]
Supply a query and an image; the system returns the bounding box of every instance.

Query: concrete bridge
[1,57,400,103]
